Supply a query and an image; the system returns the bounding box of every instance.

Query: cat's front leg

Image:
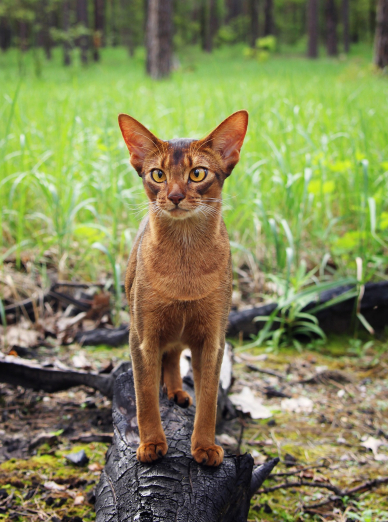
[191,337,225,466]
[130,331,168,462]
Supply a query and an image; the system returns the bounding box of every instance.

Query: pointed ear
[201,110,248,175]
[118,114,161,175]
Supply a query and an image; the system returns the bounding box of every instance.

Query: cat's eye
[189,168,207,182]
[151,169,166,183]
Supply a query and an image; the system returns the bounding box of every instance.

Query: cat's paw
[169,390,192,408]
[192,444,224,466]
[136,441,168,463]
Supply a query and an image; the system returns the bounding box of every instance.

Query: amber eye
[189,168,207,182]
[151,169,166,183]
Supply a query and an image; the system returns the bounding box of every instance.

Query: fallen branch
[256,476,388,513]
[0,355,129,398]
[95,368,278,522]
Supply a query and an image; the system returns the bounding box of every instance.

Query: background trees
[0,0,383,77]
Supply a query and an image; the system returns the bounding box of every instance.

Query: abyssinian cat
[118,110,248,467]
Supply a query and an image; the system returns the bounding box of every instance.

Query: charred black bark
[95,370,278,522]
[0,357,129,398]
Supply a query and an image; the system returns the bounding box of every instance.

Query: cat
[118,110,248,467]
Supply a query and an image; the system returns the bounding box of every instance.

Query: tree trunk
[325,0,338,56]
[307,0,319,57]
[146,0,173,79]
[19,21,28,52]
[41,0,52,59]
[120,0,135,56]
[0,17,12,51]
[63,0,71,66]
[201,0,217,52]
[93,0,104,61]
[342,0,349,53]
[264,0,274,36]
[95,369,278,522]
[77,0,89,65]
[249,0,259,48]
[375,0,388,68]
[226,0,243,23]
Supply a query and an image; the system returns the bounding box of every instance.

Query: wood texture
[95,369,278,522]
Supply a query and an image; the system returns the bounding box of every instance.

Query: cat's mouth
[165,206,194,219]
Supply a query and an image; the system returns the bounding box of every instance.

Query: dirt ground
[0,338,387,522]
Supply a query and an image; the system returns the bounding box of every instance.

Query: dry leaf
[217,433,238,446]
[229,387,272,419]
[44,481,66,492]
[88,462,104,472]
[74,495,85,505]
[281,397,313,414]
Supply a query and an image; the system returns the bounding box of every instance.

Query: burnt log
[95,369,278,522]
[0,356,129,398]
[227,280,388,338]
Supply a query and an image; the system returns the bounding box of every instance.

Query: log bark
[95,369,278,522]
[0,356,129,398]
[375,0,388,68]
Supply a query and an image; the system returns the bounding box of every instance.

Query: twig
[256,476,388,513]
[246,363,286,380]
[271,463,329,477]
[256,480,342,495]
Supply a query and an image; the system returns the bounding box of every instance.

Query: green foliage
[0,45,387,292]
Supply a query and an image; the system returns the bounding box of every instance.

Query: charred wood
[95,369,278,522]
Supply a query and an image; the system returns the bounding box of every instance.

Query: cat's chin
[164,208,195,220]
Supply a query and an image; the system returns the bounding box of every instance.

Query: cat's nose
[168,192,185,206]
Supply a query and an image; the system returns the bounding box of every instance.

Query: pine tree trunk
[63,0,71,66]
[19,21,28,52]
[249,0,259,48]
[325,0,338,56]
[41,0,52,59]
[77,0,89,65]
[375,0,388,68]
[93,0,104,61]
[342,0,349,53]
[146,0,173,79]
[264,0,274,36]
[307,0,319,57]
[0,17,12,52]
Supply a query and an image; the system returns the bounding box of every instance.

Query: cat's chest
[140,236,229,301]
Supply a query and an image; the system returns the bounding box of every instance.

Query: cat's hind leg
[162,348,193,408]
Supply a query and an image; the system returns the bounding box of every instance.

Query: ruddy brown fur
[118,110,248,466]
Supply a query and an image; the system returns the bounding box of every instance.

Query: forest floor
[0,337,387,522]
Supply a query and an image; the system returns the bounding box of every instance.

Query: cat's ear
[118,114,161,175]
[201,110,248,175]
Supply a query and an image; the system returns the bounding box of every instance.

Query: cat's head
[118,111,248,220]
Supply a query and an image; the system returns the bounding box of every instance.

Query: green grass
[0,44,387,287]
